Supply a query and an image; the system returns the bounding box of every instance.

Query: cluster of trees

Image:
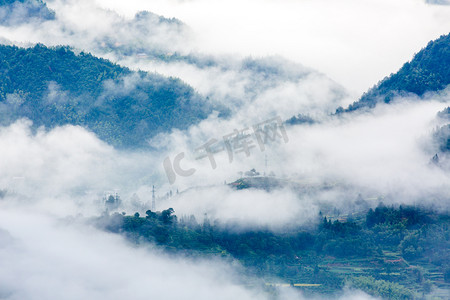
[437,107,450,120]
[435,107,450,152]
[0,44,212,147]
[315,217,376,258]
[285,114,315,126]
[366,205,430,228]
[366,205,449,264]
[349,276,415,300]
[95,204,450,297]
[339,33,450,112]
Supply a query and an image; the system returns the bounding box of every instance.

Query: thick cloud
[163,185,320,231]
[0,119,163,216]
[93,0,450,94]
[0,207,379,300]
[152,93,450,219]
[0,0,192,56]
[0,209,267,300]
[1,94,449,225]
[123,55,350,120]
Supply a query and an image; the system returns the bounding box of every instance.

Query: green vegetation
[96,204,450,298]
[0,44,212,147]
[435,107,450,152]
[285,114,315,126]
[349,276,414,300]
[339,33,450,112]
[0,0,25,6]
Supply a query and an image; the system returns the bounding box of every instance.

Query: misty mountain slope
[0,44,211,148]
[0,0,55,26]
[435,124,450,152]
[130,54,351,124]
[98,205,450,298]
[93,10,190,58]
[426,0,450,5]
[435,107,450,152]
[0,0,350,122]
[342,33,450,112]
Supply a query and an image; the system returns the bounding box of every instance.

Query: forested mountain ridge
[0,44,211,148]
[97,205,450,299]
[339,33,450,112]
[0,0,26,5]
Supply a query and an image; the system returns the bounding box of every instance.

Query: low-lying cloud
[0,209,268,300]
[1,93,448,227]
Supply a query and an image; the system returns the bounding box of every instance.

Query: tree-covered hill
[96,204,450,298]
[0,0,24,5]
[0,44,212,148]
[340,33,450,112]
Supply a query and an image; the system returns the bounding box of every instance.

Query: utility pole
[264,154,268,176]
[152,185,156,211]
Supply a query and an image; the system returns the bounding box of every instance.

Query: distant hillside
[285,113,315,126]
[0,0,55,25]
[0,44,211,148]
[0,0,23,5]
[341,33,450,112]
[435,125,450,152]
[435,107,450,152]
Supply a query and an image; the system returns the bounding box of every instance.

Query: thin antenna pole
[152,185,156,211]
[265,154,268,176]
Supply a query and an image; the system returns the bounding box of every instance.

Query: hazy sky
[93,0,450,94]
